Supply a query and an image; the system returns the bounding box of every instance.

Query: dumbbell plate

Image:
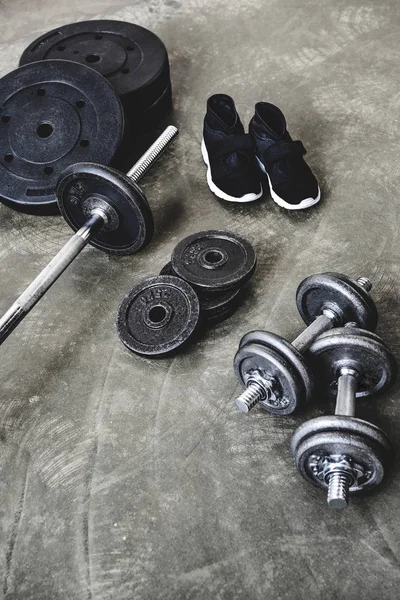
[291,415,392,493]
[57,163,154,255]
[202,288,243,327]
[117,275,200,356]
[307,327,397,397]
[0,60,124,214]
[19,20,171,129]
[239,330,313,405]
[234,342,304,414]
[296,272,378,331]
[171,230,256,292]
[159,261,243,325]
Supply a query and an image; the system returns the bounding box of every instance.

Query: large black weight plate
[0,60,124,215]
[234,342,303,414]
[19,20,171,128]
[307,327,397,397]
[296,272,378,331]
[239,330,313,404]
[171,230,256,292]
[291,416,392,493]
[57,163,154,255]
[117,276,200,356]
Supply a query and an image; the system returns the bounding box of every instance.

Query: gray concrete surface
[1,0,400,598]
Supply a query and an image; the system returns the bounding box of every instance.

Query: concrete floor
[1,0,400,598]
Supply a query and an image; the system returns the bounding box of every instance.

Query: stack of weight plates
[117,230,257,357]
[0,20,172,215]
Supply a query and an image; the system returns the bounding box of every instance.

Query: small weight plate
[19,20,171,128]
[57,163,154,254]
[296,272,378,331]
[291,416,392,493]
[239,330,313,404]
[117,275,200,356]
[0,60,124,214]
[202,288,244,327]
[171,230,256,292]
[307,327,397,397]
[233,342,303,415]
[200,286,242,314]
[291,415,392,459]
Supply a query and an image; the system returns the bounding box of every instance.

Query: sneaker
[202,94,263,202]
[249,102,320,210]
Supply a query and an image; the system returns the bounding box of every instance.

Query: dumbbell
[234,273,378,415]
[291,327,396,509]
[0,125,178,345]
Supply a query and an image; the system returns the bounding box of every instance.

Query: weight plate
[292,419,392,493]
[291,415,392,459]
[117,275,200,356]
[171,230,256,292]
[200,286,242,314]
[233,342,303,415]
[296,272,378,331]
[307,327,397,397]
[57,163,154,255]
[0,60,124,215]
[202,288,244,327]
[239,330,313,404]
[19,20,171,128]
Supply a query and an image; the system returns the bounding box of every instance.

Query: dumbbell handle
[291,311,335,353]
[325,367,359,509]
[335,368,358,416]
[0,126,178,346]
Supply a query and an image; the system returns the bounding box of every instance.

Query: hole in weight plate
[1,115,10,123]
[37,88,46,96]
[149,305,167,323]
[36,123,54,138]
[44,166,53,175]
[204,250,224,265]
[86,54,100,63]
[80,140,89,147]
[76,100,85,108]
[5,154,13,163]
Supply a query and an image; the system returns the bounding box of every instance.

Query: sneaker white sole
[201,139,263,203]
[256,156,321,210]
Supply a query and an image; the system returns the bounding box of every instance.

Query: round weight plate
[239,330,313,404]
[19,20,171,126]
[296,272,378,331]
[117,275,200,356]
[234,342,303,414]
[291,415,392,458]
[292,418,392,493]
[171,230,256,292]
[200,286,242,314]
[57,163,153,254]
[307,327,397,397]
[0,60,124,214]
[202,288,244,327]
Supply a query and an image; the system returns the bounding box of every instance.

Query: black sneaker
[249,102,320,210]
[202,94,263,202]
